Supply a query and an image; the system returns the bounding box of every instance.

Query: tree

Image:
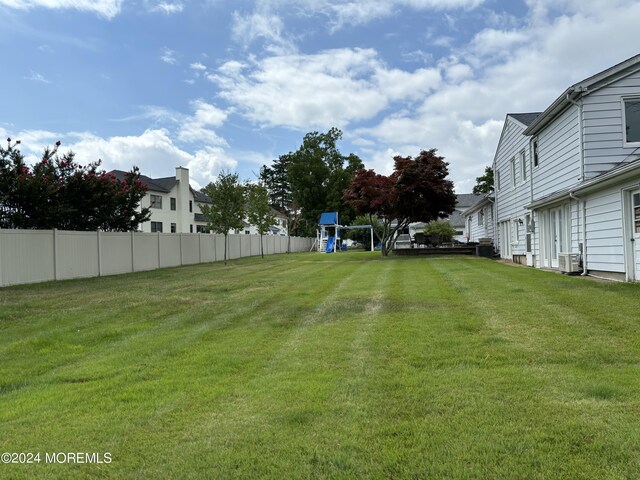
[265,128,363,237]
[260,156,297,252]
[1,138,149,231]
[199,171,246,265]
[472,166,494,194]
[245,183,275,258]
[343,149,457,256]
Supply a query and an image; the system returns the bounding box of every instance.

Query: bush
[423,220,457,244]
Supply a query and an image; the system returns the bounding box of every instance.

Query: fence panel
[0,230,54,286]
[57,231,99,280]
[160,234,181,267]
[101,232,133,276]
[199,234,216,263]
[133,233,160,272]
[181,235,200,265]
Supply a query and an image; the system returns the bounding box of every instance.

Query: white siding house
[493,113,541,264]
[111,167,211,234]
[494,53,640,281]
[111,167,289,238]
[464,195,495,244]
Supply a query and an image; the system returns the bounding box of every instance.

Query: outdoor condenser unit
[558,253,580,273]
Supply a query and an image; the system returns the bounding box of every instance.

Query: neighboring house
[493,53,640,281]
[111,167,211,234]
[408,193,482,243]
[239,208,289,236]
[464,194,495,244]
[111,167,289,237]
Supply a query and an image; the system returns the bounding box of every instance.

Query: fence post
[97,229,103,276]
[53,228,59,280]
[198,233,202,264]
[157,232,161,268]
[131,231,135,273]
[180,234,184,265]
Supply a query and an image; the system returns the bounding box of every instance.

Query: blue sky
[2,0,640,192]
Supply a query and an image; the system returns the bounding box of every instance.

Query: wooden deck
[393,246,477,256]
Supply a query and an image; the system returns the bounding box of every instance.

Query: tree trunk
[260,233,264,258]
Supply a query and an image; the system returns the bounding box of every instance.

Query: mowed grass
[1,253,640,479]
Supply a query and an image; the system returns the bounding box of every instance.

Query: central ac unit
[558,252,580,273]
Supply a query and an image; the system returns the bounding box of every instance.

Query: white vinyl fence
[0,229,314,287]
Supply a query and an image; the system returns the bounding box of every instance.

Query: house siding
[466,203,495,243]
[531,106,581,200]
[494,117,532,257]
[582,70,640,177]
[584,187,625,273]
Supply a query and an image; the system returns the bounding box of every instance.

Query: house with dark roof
[492,53,640,281]
[110,167,212,234]
[110,167,290,237]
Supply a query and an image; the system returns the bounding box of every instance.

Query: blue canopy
[318,212,338,225]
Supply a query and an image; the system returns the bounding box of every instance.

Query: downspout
[567,89,587,275]
[529,137,535,266]
[569,192,588,276]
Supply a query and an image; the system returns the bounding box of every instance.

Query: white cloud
[190,62,207,72]
[231,11,296,55]
[150,1,183,14]
[177,100,228,146]
[66,129,235,188]
[0,0,123,18]
[160,47,177,65]
[24,71,51,83]
[209,48,440,129]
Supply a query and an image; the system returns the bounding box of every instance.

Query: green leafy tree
[268,128,363,237]
[472,166,494,194]
[259,156,297,251]
[245,183,276,258]
[1,138,149,231]
[199,171,246,265]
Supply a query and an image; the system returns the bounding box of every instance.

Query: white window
[496,170,501,191]
[151,221,162,232]
[532,139,539,167]
[510,158,516,188]
[520,151,526,182]
[623,97,640,145]
[478,209,484,227]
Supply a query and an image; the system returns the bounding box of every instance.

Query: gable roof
[109,170,176,193]
[508,112,542,127]
[524,53,640,136]
[455,193,483,209]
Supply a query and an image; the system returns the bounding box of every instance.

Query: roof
[109,170,176,193]
[508,112,542,127]
[455,193,483,209]
[463,194,494,216]
[446,210,465,228]
[524,53,640,136]
[191,188,211,204]
[318,212,338,225]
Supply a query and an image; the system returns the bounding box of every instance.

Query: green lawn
[1,252,640,479]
